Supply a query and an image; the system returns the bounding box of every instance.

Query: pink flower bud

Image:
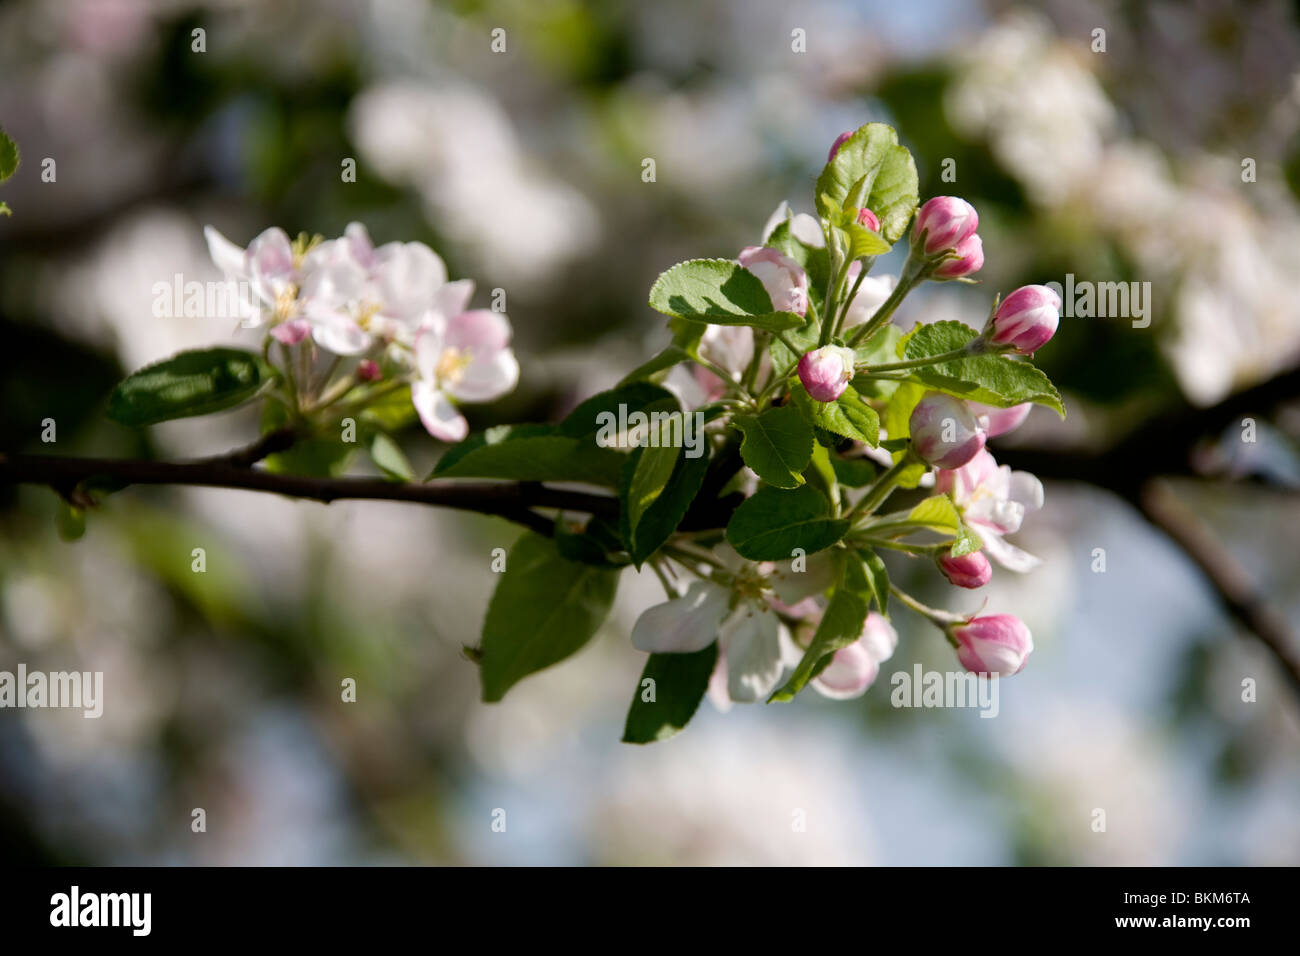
[909,392,986,469]
[738,246,809,317]
[931,233,983,279]
[937,551,992,589]
[856,207,880,232]
[797,346,856,402]
[913,197,979,255]
[988,284,1061,354]
[951,614,1033,675]
[357,358,382,382]
[828,130,853,162]
[970,402,1031,438]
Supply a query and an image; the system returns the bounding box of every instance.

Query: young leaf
[769,586,868,702]
[617,345,692,386]
[625,438,680,537]
[558,382,679,438]
[622,643,718,743]
[369,432,415,482]
[897,320,1065,416]
[725,485,849,560]
[907,494,961,532]
[649,259,805,331]
[732,404,813,489]
[858,549,890,614]
[830,454,876,488]
[620,447,710,566]
[791,383,880,446]
[106,348,273,426]
[479,532,620,702]
[814,123,919,244]
[0,127,18,182]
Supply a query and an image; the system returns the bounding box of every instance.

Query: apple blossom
[951,614,1033,676]
[909,392,987,469]
[935,448,1044,572]
[738,246,809,317]
[931,232,984,279]
[811,613,897,700]
[841,264,898,328]
[987,284,1061,354]
[912,196,979,255]
[798,346,856,402]
[411,304,519,443]
[937,551,993,589]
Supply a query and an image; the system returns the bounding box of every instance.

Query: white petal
[1008,470,1045,513]
[449,349,519,403]
[310,313,372,356]
[811,643,879,700]
[723,606,785,703]
[979,531,1042,573]
[760,201,792,242]
[430,279,476,320]
[411,382,467,442]
[204,226,247,278]
[631,580,730,653]
[413,326,443,382]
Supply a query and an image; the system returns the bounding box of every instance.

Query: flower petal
[204,225,247,277]
[630,580,730,653]
[411,381,468,442]
[722,606,785,703]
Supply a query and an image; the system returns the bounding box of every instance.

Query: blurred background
[2,0,1299,865]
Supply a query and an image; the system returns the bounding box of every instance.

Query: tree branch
[0,444,619,538]
[1136,480,1300,698]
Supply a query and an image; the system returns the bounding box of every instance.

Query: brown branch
[1136,480,1300,698]
[0,444,619,538]
[995,365,1300,697]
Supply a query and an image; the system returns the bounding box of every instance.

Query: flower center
[436,347,473,384]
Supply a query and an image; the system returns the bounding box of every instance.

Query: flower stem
[849,448,916,520]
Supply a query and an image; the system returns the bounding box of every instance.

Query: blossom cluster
[204,222,519,442]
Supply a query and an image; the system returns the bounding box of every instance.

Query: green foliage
[815,123,919,244]
[732,404,813,489]
[725,484,849,560]
[897,321,1065,415]
[432,424,625,486]
[619,446,709,566]
[622,644,718,743]
[478,532,621,702]
[369,432,415,482]
[107,348,274,426]
[770,574,868,702]
[791,383,880,446]
[649,258,805,331]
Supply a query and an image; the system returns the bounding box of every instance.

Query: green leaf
[732,404,813,489]
[432,424,625,486]
[106,348,273,426]
[792,383,880,446]
[842,222,892,258]
[479,533,620,702]
[897,321,1065,416]
[769,321,820,373]
[56,501,86,542]
[369,432,415,482]
[803,443,840,513]
[951,518,984,558]
[558,382,679,438]
[622,644,718,743]
[618,345,692,386]
[358,386,418,432]
[858,549,890,614]
[769,585,868,702]
[620,447,710,566]
[0,127,18,182]
[726,484,849,561]
[649,258,805,332]
[907,494,961,532]
[830,454,877,487]
[625,438,680,536]
[814,123,919,244]
[554,516,627,568]
[852,325,904,401]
